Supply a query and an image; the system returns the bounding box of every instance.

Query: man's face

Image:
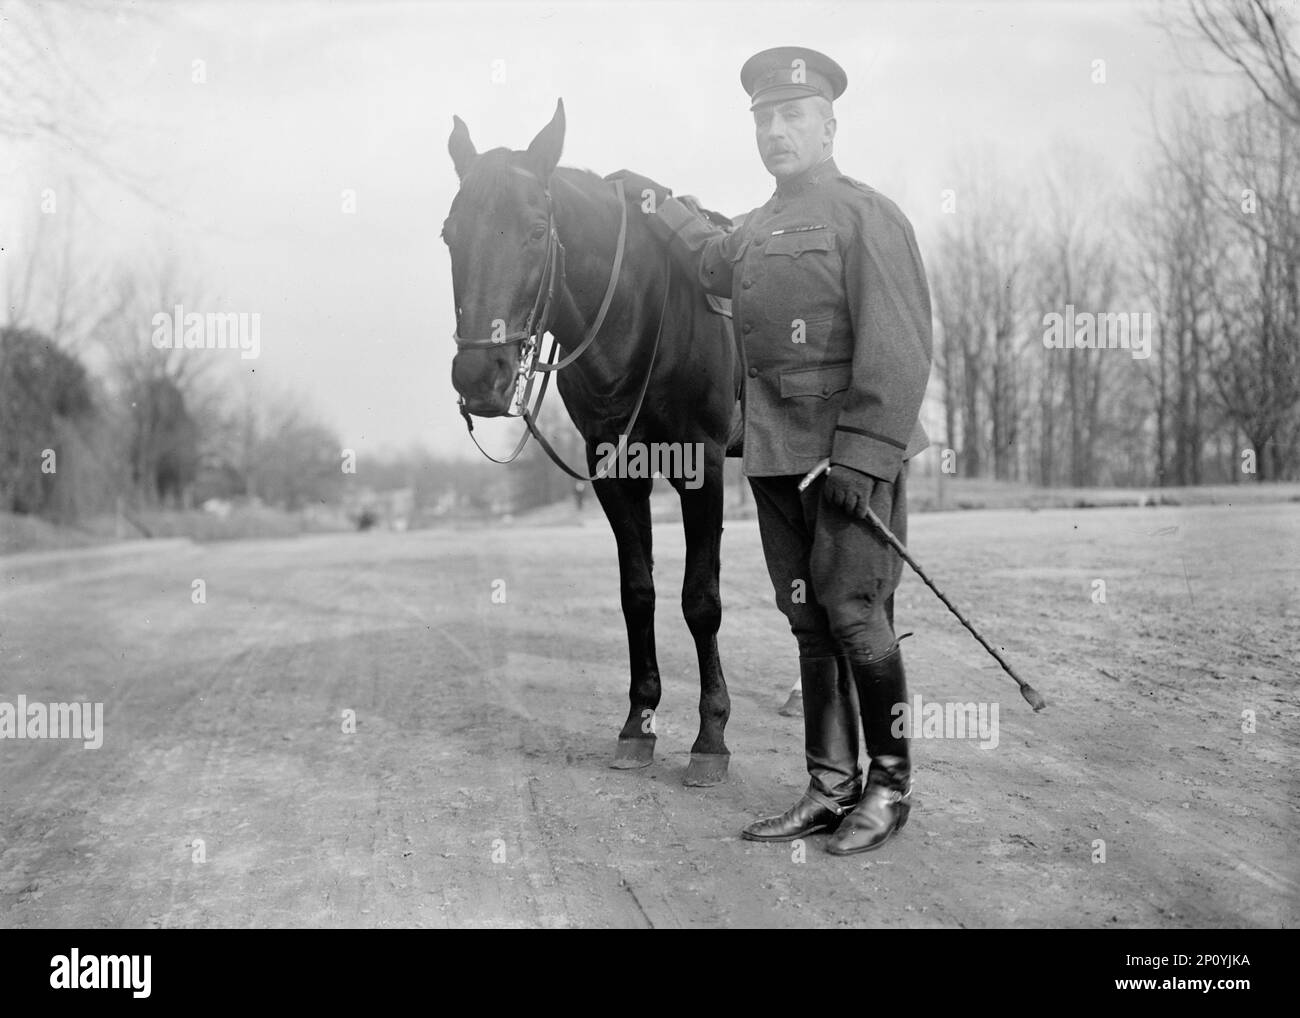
[754,97,835,181]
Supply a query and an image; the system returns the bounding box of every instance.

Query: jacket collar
[773,155,838,198]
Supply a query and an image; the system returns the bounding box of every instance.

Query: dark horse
[443,100,738,785]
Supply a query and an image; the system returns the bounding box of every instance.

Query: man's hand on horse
[823,462,879,519]
[606,170,671,213]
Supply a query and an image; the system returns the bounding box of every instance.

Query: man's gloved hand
[606,169,672,214]
[822,462,877,519]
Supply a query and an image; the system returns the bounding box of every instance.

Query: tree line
[931,1,1299,485]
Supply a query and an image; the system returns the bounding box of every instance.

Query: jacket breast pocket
[778,361,852,459]
[760,228,840,325]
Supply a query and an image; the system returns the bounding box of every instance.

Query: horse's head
[443,99,566,417]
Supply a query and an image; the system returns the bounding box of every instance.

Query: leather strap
[805,786,851,817]
[534,178,628,372]
[522,246,673,482]
[459,362,553,465]
[457,177,645,473]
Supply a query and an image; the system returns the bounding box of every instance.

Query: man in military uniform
[613,46,932,855]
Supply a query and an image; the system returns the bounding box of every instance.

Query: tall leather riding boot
[742,655,862,842]
[826,644,912,855]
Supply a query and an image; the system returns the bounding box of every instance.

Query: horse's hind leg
[673,451,731,786]
[592,472,661,769]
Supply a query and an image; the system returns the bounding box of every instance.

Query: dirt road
[1,502,1295,927]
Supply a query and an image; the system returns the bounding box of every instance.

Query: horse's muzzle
[452,351,516,417]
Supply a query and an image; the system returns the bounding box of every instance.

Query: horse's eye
[530,224,547,241]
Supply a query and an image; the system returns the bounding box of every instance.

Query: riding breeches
[748,465,908,662]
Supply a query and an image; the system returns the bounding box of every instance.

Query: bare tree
[89,259,218,507]
[1030,143,1126,488]
[1131,101,1230,486]
[1208,100,1300,479]
[2,178,106,348]
[1185,0,1300,126]
[1152,1,1300,482]
[0,1,166,200]
[931,150,1030,481]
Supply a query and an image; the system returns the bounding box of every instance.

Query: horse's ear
[448,114,477,180]
[525,98,565,180]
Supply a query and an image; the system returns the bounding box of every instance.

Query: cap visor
[749,85,827,110]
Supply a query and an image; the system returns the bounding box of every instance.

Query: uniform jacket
[656,157,932,480]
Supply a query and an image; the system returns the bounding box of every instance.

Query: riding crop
[800,459,1048,712]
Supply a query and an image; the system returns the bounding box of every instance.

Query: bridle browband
[452,170,670,482]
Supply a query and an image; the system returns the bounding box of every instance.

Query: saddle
[673,195,745,458]
[703,295,744,458]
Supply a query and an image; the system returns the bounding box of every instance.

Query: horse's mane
[458,150,735,231]
[570,167,736,231]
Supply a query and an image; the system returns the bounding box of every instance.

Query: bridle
[451,172,670,481]
[451,167,566,401]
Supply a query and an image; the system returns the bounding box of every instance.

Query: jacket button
[754,237,766,247]
[821,384,831,395]
[742,280,752,289]
[742,322,753,334]
[748,367,758,378]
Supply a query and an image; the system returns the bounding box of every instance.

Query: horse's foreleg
[675,458,731,786]
[592,473,660,769]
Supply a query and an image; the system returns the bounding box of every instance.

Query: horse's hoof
[610,738,655,769]
[778,689,803,717]
[683,753,730,786]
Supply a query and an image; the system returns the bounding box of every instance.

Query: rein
[454,174,669,481]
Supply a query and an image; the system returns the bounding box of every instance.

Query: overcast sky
[0,0,1230,460]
